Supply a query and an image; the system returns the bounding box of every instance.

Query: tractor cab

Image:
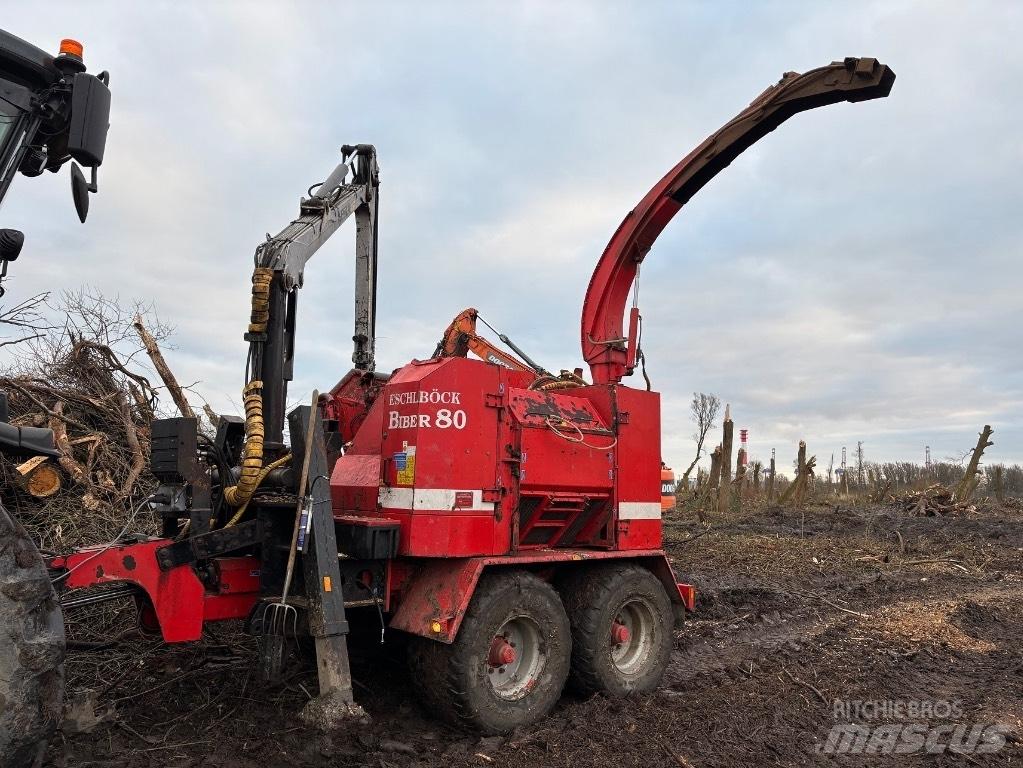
[0,29,110,468]
[0,31,110,290]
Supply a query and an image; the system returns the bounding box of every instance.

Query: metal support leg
[288,405,365,723]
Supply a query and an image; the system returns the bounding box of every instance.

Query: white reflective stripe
[378,487,413,509]
[377,487,495,512]
[412,489,494,511]
[618,502,661,520]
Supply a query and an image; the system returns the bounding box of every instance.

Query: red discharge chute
[580,57,896,384]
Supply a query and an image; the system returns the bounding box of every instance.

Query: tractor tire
[559,563,672,697]
[407,570,571,734]
[0,502,65,768]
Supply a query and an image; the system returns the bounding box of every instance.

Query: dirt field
[46,499,1023,767]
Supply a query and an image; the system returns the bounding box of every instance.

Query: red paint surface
[54,543,259,642]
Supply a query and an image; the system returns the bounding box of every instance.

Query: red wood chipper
[0,41,894,763]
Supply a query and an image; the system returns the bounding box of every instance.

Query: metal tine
[258,390,320,681]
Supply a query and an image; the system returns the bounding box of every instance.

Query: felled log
[14,456,62,498]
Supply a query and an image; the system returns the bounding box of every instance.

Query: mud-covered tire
[407,570,571,734]
[0,502,65,768]
[559,563,672,697]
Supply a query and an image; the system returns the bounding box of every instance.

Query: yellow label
[397,446,416,485]
[322,575,332,593]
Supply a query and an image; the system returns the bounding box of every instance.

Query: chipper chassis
[0,50,894,766]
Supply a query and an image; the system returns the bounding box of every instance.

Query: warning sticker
[396,445,416,485]
[454,491,474,509]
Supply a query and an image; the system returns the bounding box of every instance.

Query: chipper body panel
[330,357,663,558]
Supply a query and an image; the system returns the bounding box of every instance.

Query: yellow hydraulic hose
[249,267,272,333]
[223,453,293,527]
[224,267,277,509]
[530,369,588,392]
[223,380,266,507]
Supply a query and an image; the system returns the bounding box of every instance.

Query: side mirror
[67,73,110,168]
[0,229,24,261]
[0,229,23,297]
[70,163,92,223]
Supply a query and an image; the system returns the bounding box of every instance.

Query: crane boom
[247,144,379,444]
[580,57,895,384]
[433,308,548,375]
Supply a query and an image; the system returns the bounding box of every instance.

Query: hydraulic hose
[223,379,266,507]
[223,453,292,527]
[529,370,588,392]
[224,267,276,508]
[249,267,272,334]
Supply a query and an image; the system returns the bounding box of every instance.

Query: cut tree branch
[117,391,146,496]
[133,314,194,419]
[49,401,88,483]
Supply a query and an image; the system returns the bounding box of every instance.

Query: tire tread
[0,503,65,768]
[408,569,569,733]
[559,563,672,697]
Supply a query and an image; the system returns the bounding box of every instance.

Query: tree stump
[701,446,722,522]
[717,408,734,518]
[955,425,993,502]
[708,446,722,490]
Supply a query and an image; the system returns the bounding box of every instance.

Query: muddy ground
[47,499,1023,767]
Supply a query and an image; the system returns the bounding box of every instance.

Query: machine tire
[407,570,571,734]
[559,563,672,697]
[0,502,65,768]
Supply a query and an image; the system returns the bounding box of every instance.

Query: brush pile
[0,346,157,550]
[0,291,181,553]
[892,483,975,517]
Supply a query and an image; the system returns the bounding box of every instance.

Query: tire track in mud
[667,607,828,685]
[666,577,1023,690]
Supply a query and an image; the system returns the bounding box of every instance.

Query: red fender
[389,549,694,643]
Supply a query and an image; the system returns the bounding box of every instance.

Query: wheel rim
[486,615,545,700]
[610,598,656,677]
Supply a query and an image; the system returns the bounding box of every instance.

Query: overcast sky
[1,1,1020,473]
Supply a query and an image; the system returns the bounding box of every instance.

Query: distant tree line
[846,461,1022,497]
